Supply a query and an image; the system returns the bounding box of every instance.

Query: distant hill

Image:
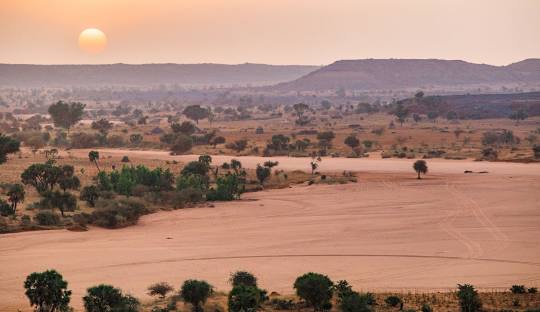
[272,59,540,91]
[0,63,320,88]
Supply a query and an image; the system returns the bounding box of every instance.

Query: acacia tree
[7,183,25,215]
[24,270,72,312]
[183,105,209,124]
[413,160,428,179]
[294,272,334,312]
[394,102,409,126]
[83,284,140,312]
[0,133,20,164]
[180,280,213,312]
[256,164,271,186]
[344,135,360,153]
[48,101,85,133]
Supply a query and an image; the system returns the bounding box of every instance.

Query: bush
[270,298,295,310]
[24,270,72,312]
[529,287,538,293]
[91,199,148,229]
[511,285,527,294]
[421,303,433,312]
[180,280,213,312]
[228,285,261,312]
[148,282,174,299]
[340,292,372,312]
[385,295,402,307]
[293,272,333,311]
[457,284,482,312]
[34,210,61,226]
[121,156,130,162]
[83,284,140,312]
[80,185,100,207]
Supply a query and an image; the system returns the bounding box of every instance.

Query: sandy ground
[1,151,540,310]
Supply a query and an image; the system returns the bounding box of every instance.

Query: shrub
[83,284,140,312]
[0,199,13,216]
[107,134,125,147]
[385,295,402,307]
[121,156,130,162]
[170,134,193,154]
[180,280,213,312]
[421,303,433,312]
[529,287,538,293]
[340,292,372,312]
[24,270,72,312]
[270,298,295,310]
[457,284,482,312]
[148,282,174,299]
[207,174,244,201]
[510,285,527,294]
[80,185,100,207]
[293,272,333,311]
[91,199,148,229]
[228,285,261,312]
[34,210,61,226]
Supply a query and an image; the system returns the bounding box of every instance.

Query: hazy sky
[1,0,539,65]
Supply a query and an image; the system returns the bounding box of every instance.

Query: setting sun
[78,28,107,54]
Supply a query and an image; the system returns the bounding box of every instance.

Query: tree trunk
[417,172,421,179]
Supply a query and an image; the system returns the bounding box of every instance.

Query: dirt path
[1,151,540,310]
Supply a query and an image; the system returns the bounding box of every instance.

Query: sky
[1,0,539,66]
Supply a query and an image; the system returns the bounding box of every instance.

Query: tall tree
[24,270,72,312]
[183,105,209,124]
[7,183,25,215]
[0,133,20,164]
[48,101,86,133]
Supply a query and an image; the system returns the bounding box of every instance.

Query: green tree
[413,160,428,179]
[0,133,20,164]
[83,284,140,312]
[80,185,99,207]
[21,163,62,194]
[88,151,101,172]
[40,190,77,217]
[171,121,197,135]
[340,292,372,312]
[228,285,261,312]
[394,102,409,126]
[344,135,360,152]
[7,183,25,215]
[171,134,193,155]
[24,269,72,312]
[180,280,213,312]
[457,284,482,312]
[317,132,335,152]
[48,101,85,133]
[509,108,528,125]
[229,271,257,287]
[147,282,174,299]
[293,272,334,312]
[183,105,209,124]
[256,164,271,186]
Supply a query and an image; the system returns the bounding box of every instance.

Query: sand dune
[1,153,539,310]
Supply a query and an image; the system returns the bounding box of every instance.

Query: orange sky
[1,0,539,65]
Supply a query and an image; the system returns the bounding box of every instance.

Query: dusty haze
[1,0,539,65]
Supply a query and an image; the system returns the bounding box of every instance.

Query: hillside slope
[0,63,320,87]
[272,59,540,91]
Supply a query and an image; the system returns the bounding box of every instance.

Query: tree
[228,285,261,312]
[48,101,85,132]
[183,105,209,124]
[317,131,335,152]
[129,134,143,146]
[171,134,193,155]
[147,282,174,299]
[211,136,226,148]
[80,185,99,207]
[344,135,360,152]
[171,121,197,135]
[83,284,140,312]
[294,273,333,312]
[24,269,72,312]
[41,190,77,217]
[457,284,482,312]
[310,155,321,176]
[180,280,213,312]
[413,160,428,179]
[7,183,25,215]
[394,103,409,126]
[21,163,62,194]
[91,118,113,136]
[58,165,80,192]
[509,109,528,125]
[88,151,101,172]
[256,164,271,186]
[413,113,422,123]
[0,133,20,164]
[230,271,258,287]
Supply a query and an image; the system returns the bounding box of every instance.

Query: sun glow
[78,28,107,54]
